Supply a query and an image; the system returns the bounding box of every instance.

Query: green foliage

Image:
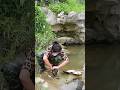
[35,5,55,52]
[49,0,85,14]
[0,0,34,62]
[37,0,67,6]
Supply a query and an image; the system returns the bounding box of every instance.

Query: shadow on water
[86,44,120,90]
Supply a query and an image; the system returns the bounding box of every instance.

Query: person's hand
[50,66,53,70]
[52,66,59,70]
[47,65,53,70]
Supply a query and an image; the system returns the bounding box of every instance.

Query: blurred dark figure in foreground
[19,49,35,90]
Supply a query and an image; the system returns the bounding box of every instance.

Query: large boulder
[41,7,57,25]
[57,37,83,45]
[41,7,85,45]
[60,78,83,90]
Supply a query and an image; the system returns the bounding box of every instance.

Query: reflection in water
[36,45,85,90]
[86,44,120,90]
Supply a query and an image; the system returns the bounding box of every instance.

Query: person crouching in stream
[38,41,69,76]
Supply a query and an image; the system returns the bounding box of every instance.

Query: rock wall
[41,7,85,45]
[41,0,120,45]
[86,0,120,44]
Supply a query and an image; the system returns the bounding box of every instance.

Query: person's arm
[19,69,35,90]
[53,57,69,69]
[58,58,69,69]
[43,54,52,69]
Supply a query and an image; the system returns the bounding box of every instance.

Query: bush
[49,0,85,14]
[0,0,34,62]
[35,5,55,52]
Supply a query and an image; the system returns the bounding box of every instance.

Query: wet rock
[57,37,80,45]
[78,12,85,20]
[41,7,57,25]
[67,11,78,22]
[57,12,67,24]
[58,11,64,17]
[60,78,83,90]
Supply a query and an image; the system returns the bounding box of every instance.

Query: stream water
[35,45,85,90]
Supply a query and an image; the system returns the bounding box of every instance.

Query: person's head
[51,41,62,56]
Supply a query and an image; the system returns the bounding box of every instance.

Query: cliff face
[86,0,120,44]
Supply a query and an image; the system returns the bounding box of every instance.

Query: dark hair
[51,41,62,52]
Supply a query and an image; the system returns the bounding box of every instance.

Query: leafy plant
[49,0,85,14]
[35,5,56,52]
